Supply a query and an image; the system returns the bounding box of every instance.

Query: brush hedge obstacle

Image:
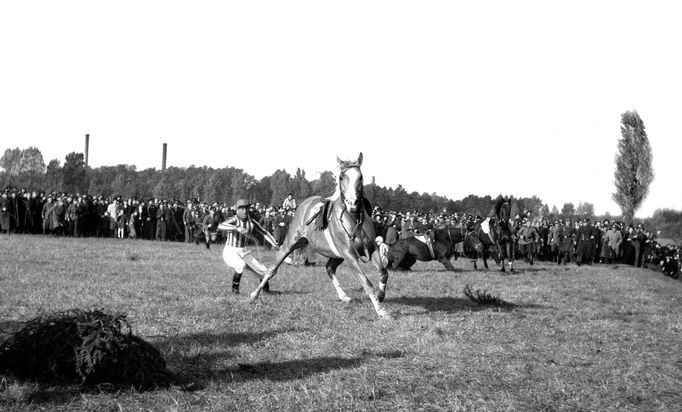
[0,309,173,389]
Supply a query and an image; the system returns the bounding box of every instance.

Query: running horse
[468,198,516,272]
[249,153,392,319]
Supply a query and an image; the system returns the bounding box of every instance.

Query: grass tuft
[462,283,514,308]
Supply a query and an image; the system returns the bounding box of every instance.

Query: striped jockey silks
[224,216,254,248]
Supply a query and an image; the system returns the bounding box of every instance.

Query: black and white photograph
[1,1,680,410]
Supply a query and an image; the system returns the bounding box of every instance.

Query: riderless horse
[468,198,516,272]
[249,153,392,319]
[388,226,481,271]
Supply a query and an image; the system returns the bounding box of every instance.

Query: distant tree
[16,147,45,174]
[45,159,62,191]
[540,204,550,217]
[62,152,88,193]
[0,148,22,174]
[575,202,595,217]
[253,175,273,205]
[290,168,312,200]
[152,175,173,199]
[561,202,575,216]
[270,169,291,206]
[551,205,559,215]
[517,196,544,216]
[311,170,336,198]
[613,110,654,225]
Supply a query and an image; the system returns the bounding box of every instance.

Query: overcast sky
[1,1,679,217]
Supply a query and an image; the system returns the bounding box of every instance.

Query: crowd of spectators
[368,206,676,270]
[1,187,678,276]
[0,188,301,247]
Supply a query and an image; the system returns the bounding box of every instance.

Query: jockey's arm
[253,220,280,248]
[218,217,242,232]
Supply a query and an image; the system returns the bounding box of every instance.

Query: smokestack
[371,176,376,185]
[162,143,167,171]
[84,134,89,167]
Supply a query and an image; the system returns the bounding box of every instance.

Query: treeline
[1,147,681,237]
[643,210,682,240]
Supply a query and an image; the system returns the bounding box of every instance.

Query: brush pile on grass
[463,284,514,309]
[0,309,172,389]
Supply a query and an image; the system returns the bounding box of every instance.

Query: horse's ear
[337,156,344,168]
[356,152,363,166]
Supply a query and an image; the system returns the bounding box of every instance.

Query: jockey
[375,236,389,268]
[218,199,279,295]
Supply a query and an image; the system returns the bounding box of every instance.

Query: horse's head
[337,152,364,213]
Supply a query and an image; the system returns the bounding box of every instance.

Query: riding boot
[232,271,242,294]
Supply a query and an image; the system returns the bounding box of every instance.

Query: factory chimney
[84,134,90,167]
[162,143,167,171]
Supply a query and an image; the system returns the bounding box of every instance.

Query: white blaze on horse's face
[339,166,363,212]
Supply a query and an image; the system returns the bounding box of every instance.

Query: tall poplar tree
[612,110,654,224]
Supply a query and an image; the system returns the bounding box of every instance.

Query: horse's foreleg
[250,237,307,302]
[325,257,352,302]
[497,244,506,272]
[344,253,392,319]
[439,257,456,272]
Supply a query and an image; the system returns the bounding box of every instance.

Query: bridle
[337,164,372,261]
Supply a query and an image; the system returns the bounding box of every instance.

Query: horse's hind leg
[250,237,308,302]
[325,257,352,302]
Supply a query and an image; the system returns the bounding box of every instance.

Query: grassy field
[1,234,681,411]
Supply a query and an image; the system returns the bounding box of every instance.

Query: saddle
[308,197,373,231]
[415,235,435,259]
[307,200,333,230]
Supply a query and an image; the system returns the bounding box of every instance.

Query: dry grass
[1,234,681,411]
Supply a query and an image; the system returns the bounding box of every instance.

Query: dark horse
[249,153,391,319]
[387,227,481,271]
[468,198,516,272]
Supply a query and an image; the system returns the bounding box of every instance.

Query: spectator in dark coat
[575,218,595,265]
[0,191,12,234]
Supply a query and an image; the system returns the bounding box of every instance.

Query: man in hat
[218,199,279,294]
[516,218,539,264]
[282,193,297,210]
[575,218,596,265]
[182,200,194,243]
[200,206,222,249]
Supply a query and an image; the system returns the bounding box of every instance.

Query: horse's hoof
[378,310,394,320]
[340,296,353,303]
[249,292,260,303]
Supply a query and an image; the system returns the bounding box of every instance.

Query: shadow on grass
[386,296,546,313]
[156,330,399,386]
[220,356,366,382]
[153,328,376,387]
